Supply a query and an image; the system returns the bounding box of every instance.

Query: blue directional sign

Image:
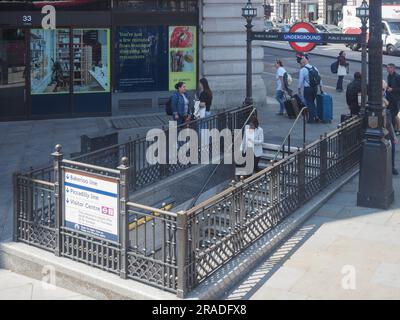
[251,32,361,44]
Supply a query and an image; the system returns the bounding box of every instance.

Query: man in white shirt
[298,57,323,123]
[275,59,287,115]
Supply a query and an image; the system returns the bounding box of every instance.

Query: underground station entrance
[11,22,366,298]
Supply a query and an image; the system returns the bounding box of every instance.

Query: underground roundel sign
[287,22,318,52]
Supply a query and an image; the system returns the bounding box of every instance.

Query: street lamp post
[242,1,257,106]
[356,0,369,114]
[357,0,394,209]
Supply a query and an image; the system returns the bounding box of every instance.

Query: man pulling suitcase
[297,56,324,123]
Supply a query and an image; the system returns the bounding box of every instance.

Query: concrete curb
[0,168,358,300]
[0,241,178,300]
[187,167,359,300]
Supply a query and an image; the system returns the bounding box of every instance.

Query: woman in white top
[241,117,264,173]
[336,51,349,92]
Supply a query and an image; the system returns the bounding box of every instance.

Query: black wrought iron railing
[182,117,363,292]
[273,107,308,161]
[13,115,363,298]
[23,106,254,192]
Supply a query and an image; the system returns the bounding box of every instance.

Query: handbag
[330,60,339,74]
[193,100,201,118]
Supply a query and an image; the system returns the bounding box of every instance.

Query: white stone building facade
[266,0,348,25]
[200,0,266,108]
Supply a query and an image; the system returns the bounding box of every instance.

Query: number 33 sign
[22,5,56,29]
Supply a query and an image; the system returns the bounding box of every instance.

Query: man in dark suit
[386,63,400,128]
[346,72,362,116]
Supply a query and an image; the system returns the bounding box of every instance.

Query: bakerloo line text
[145,121,255,174]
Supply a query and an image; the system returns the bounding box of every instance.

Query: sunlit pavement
[225,162,400,300]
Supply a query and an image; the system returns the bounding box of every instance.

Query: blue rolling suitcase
[317,92,333,123]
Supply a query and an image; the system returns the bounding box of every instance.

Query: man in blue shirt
[298,57,323,123]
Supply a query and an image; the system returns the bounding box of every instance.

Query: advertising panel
[115,26,168,92]
[168,26,197,91]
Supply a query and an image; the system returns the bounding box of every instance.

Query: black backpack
[165,97,173,116]
[305,66,321,87]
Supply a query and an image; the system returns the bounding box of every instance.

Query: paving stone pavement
[0,269,93,300]
[224,161,400,300]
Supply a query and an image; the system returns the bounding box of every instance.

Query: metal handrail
[183,117,364,293]
[272,107,308,162]
[62,159,121,175]
[126,202,178,218]
[172,116,364,217]
[188,106,257,209]
[21,105,251,177]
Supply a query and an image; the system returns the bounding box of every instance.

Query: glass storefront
[29,28,111,117]
[0,0,199,121]
[0,29,27,120]
[72,29,110,94]
[30,29,70,95]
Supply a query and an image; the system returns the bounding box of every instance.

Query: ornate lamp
[356,0,369,25]
[242,1,257,106]
[242,0,257,21]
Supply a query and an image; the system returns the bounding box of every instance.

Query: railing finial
[52,144,63,158]
[121,156,129,167]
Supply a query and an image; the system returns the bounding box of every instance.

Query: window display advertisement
[115,26,168,92]
[168,26,197,91]
[30,29,71,95]
[30,28,110,95]
[73,29,110,93]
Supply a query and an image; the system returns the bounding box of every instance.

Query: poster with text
[115,26,168,92]
[168,26,197,91]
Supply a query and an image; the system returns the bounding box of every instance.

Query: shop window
[72,29,110,93]
[29,28,111,116]
[30,29,70,94]
[0,28,27,119]
[30,28,110,94]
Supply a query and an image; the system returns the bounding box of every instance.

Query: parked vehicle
[313,24,328,45]
[318,24,342,34]
[264,20,276,32]
[382,19,400,55]
[342,4,400,55]
[276,23,291,33]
